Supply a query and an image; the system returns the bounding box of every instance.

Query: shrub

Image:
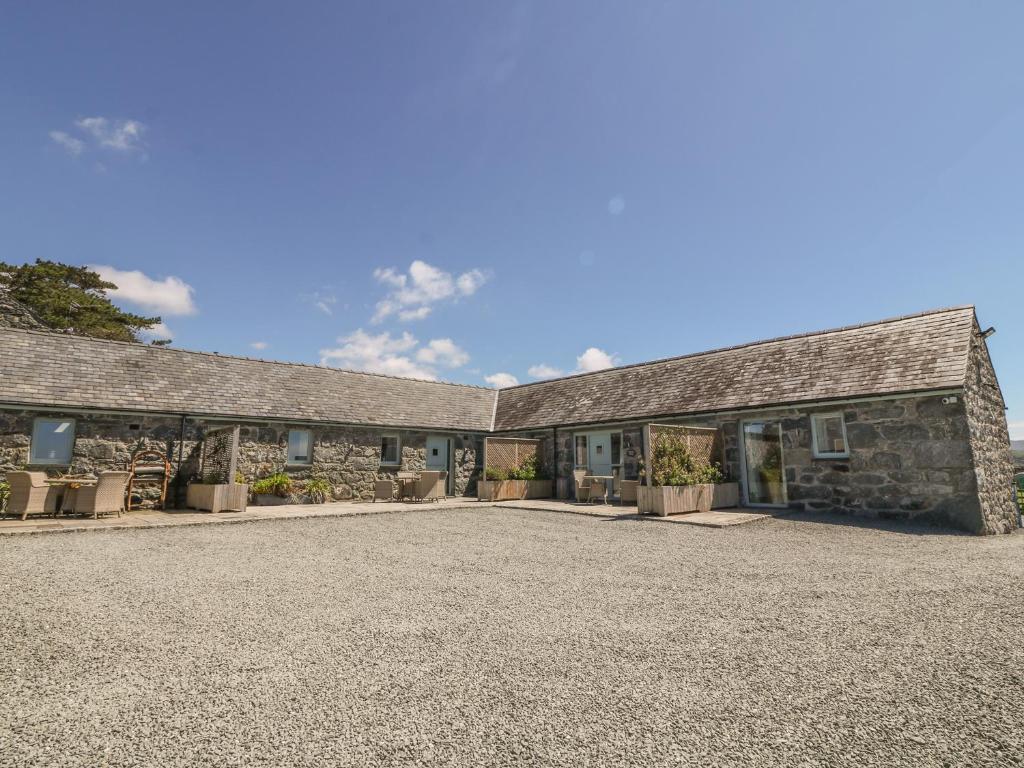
[235,471,246,484]
[304,477,332,504]
[651,432,726,486]
[485,467,509,481]
[251,472,293,497]
[0,481,8,512]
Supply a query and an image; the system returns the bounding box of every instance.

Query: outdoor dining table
[583,475,616,503]
[395,472,420,501]
[46,477,98,514]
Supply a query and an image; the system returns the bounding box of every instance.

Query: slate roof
[0,306,978,432]
[0,327,497,431]
[493,306,977,431]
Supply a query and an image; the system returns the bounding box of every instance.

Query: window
[380,435,400,465]
[610,433,621,466]
[574,435,588,468]
[287,429,312,465]
[31,418,75,465]
[811,413,849,458]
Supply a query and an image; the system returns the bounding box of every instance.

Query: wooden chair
[573,468,590,502]
[67,471,130,519]
[373,479,395,502]
[589,478,608,505]
[5,472,61,521]
[414,471,447,502]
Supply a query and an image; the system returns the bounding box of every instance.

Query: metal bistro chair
[589,478,608,505]
[5,472,61,521]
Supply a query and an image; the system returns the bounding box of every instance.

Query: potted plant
[251,472,294,506]
[478,455,553,501]
[636,434,737,516]
[185,471,249,513]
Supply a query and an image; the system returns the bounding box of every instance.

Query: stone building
[0,304,1017,533]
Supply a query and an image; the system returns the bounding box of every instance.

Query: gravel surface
[1,508,1022,767]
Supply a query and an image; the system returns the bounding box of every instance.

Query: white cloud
[75,117,145,152]
[416,338,469,368]
[49,131,84,156]
[575,347,618,373]
[485,372,519,388]
[140,321,174,340]
[1007,421,1024,441]
[91,265,197,316]
[320,329,436,379]
[528,363,562,379]
[371,260,489,323]
[250,341,268,351]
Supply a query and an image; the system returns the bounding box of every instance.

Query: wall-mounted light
[980,326,996,339]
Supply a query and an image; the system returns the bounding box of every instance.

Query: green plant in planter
[485,467,509,481]
[235,471,246,484]
[251,472,293,497]
[304,477,332,504]
[651,433,695,486]
[0,480,9,512]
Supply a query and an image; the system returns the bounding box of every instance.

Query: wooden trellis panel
[643,424,725,482]
[200,425,240,484]
[484,437,541,473]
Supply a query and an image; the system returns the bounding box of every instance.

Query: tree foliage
[0,259,163,343]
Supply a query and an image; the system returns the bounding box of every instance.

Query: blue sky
[2,2,1022,436]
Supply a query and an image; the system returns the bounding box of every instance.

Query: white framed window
[380,435,401,466]
[287,429,313,465]
[811,413,849,458]
[30,417,76,465]
[574,435,588,468]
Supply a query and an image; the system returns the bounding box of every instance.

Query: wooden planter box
[186,483,249,513]
[478,479,553,502]
[711,482,740,509]
[638,482,740,516]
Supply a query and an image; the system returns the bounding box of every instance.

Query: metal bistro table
[46,477,98,515]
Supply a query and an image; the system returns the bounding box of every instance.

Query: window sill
[812,454,849,461]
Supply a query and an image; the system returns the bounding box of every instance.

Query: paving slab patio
[0,496,778,535]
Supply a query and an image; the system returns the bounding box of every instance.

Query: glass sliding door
[741,421,787,506]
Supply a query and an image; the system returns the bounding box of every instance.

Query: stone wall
[962,326,1018,533]
[0,408,484,506]
[555,393,1000,532]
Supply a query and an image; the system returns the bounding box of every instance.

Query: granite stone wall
[0,409,483,506]
[555,393,1001,532]
[962,327,1018,533]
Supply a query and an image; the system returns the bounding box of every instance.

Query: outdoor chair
[67,471,130,519]
[589,478,608,505]
[414,471,447,502]
[620,480,639,505]
[373,479,395,502]
[573,469,590,502]
[5,471,61,521]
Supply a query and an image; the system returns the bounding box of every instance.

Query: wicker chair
[6,471,61,521]
[68,471,130,519]
[373,479,395,502]
[573,469,590,502]
[620,480,639,505]
[413,471,447,502]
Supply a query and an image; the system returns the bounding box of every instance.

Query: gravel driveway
[1,508,1022,767]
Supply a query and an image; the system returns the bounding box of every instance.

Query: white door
[587,433,613,476]
[425,436,450,494]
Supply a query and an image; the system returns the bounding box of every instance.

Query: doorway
[740,421,787,506]
[425,436,452,495]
